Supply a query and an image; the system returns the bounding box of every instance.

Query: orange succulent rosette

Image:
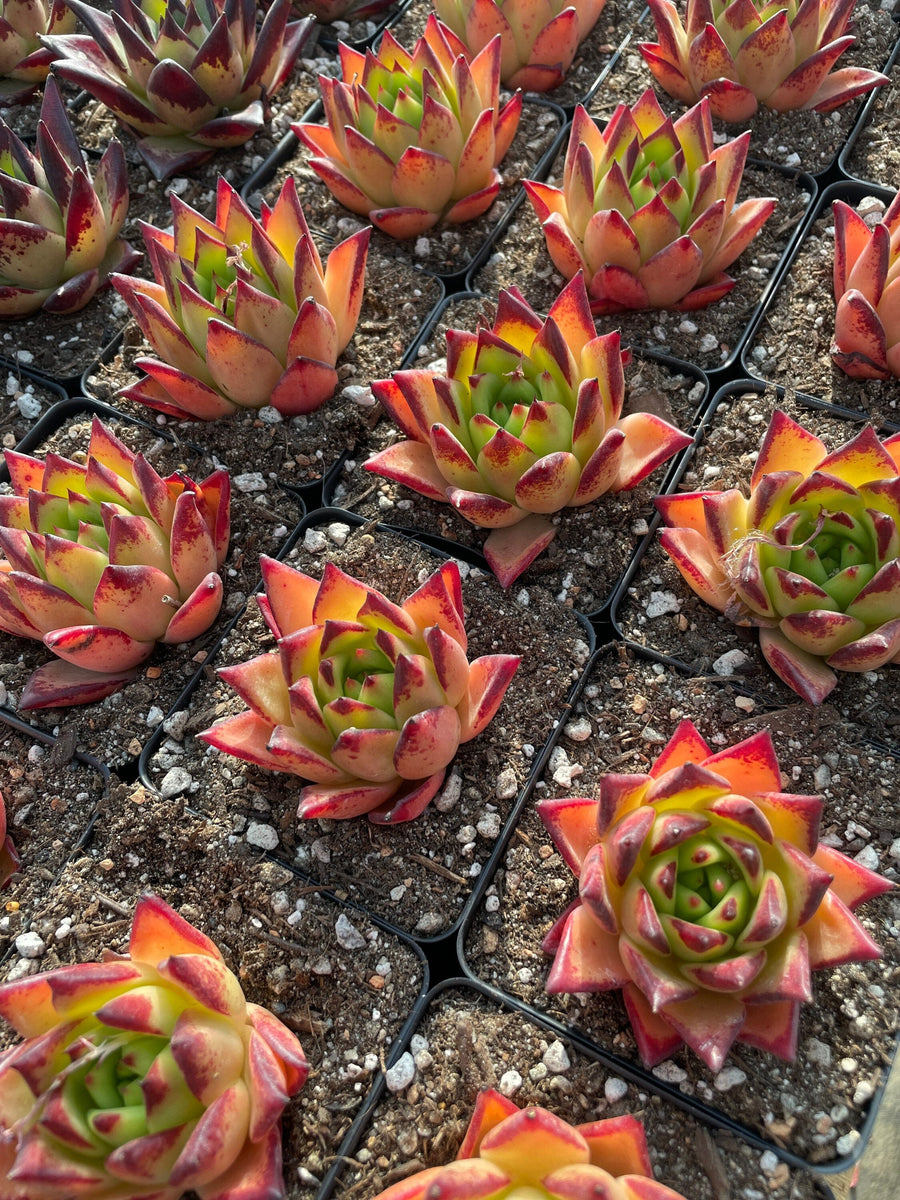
[539,720,892,1071]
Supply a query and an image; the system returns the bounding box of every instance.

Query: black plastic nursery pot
[0,709,109,957]
[0,396,306,768]
[0,298,129,398]
[610,378,900,736]
[137,506,596,948]
[0,765,430,1200]
[457,638,900,1175]
[741,180,900,420]
[324,976,839,1199]
[838,33,900,189]
[326,289,707,622]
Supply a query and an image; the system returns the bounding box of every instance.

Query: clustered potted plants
[1,0,899,1198]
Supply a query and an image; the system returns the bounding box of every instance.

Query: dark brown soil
[0,716,107,950]
[0,409,304,765]
[0,779,426,1200]
[744,197,900,421]
[142,521,591,939]
[331,319,704,614]
[843,49,900,188]
[463,644,900,1168]
[337,984,830,1199]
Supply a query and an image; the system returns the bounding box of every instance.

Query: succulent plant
[0,77,140,317]
[370,1088,689,1200]
[110,177,370,420]
[639,0,888,122]
[831,192,900,380]
[0,416,230,709]
[199,556,520,822]
[539,719,892,1070]
[365,273,692,587]
[432,0,607,92]
[524,89,776,314]
[656,409,900,704]
[0,788,20,887]
[42,0,314,180]
[0,892,307,1200]
[294,14,523,239]
[0,0,75,104]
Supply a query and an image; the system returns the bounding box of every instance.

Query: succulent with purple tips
[0,0,75,104]
[432,0,608,92]
[0,789,19,888]
[294,15,522,239]
[831,191,900,380]
[0,417,230,708]
[199,557,520,823]
[524,89,776,314]
[639,0,888,122]
[370,1088,690,1199]
[365,273,691,586]
[111,176,370,420]
[42,0,313,180]
[0,77,139,317]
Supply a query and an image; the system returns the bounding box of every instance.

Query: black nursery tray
[0,772,430,1200]
[459,640,900,1174]
[138,508,595,947]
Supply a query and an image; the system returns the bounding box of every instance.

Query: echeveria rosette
[0,417,230,709]
[111,176,370,420]
[639,0,888,123]
[656,410,900,704]
[0,893,307,1200]
[42,0,314,180]
[365,273,692,587]
[294,14,523,239]
[0,77,140,317]
[0,789,20,887]
[199,557,520,823]
[539,720,893,1071]
[432,0,607,92]
[831,191,900,381]
[0,0,75,104]
[524,89,776,314]
[370,1088,689,1200]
